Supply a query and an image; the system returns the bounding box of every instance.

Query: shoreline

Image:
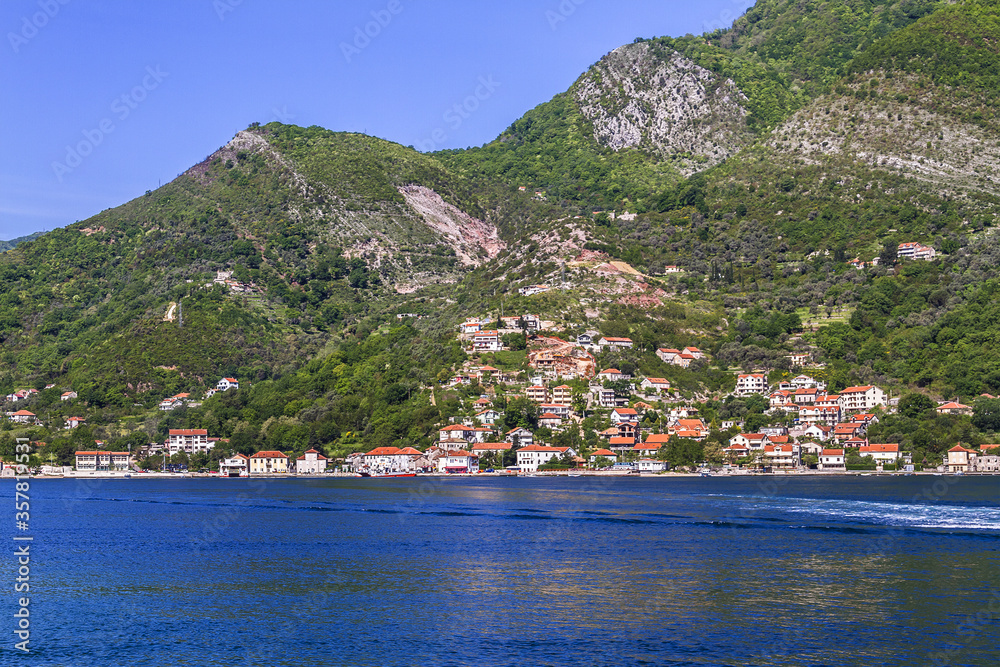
[6,470,983,480]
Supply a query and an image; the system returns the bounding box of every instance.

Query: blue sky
[0,0,751,240]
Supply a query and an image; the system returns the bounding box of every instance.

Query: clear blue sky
[0,0,751,240]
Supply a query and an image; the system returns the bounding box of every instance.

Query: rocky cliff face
[574,42,754,175]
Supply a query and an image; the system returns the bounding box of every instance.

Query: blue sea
[4,475,999,666]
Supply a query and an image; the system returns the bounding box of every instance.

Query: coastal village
[4,307,999,477]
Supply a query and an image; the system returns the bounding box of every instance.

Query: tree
[899,393,935,419]
[879,240,898,267]
[972,397,1000,432]
[502,332,526,351]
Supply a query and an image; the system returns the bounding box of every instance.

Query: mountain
[0,231,46,252]
[3,0,1000,465]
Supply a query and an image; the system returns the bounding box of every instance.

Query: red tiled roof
[250,451,288,458]
[168,429,208,436]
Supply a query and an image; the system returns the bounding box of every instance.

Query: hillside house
[551,385,573,405]
[736,373,768,395]
[9,410,37,424]
[216,378,239,391]
[611,407,639,425]
[505,427,534,448]
[61,391,77,401]
[730,433,771,451]
[65,416,86,429]
[839,386,886,412]
[525,385,549,403]
[460,321,483,334]
[656,348,681,364]
[472,330,502,351]
[539,403,570,419]
[538,412,563,429]
[597,368,629,381]
[763,443,799,470]
[897,242,936,261]
[599,336,634,349]
[640,377,671,393]
[936,401,973,416]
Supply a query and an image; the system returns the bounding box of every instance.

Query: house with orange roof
[945,445,977,473]
[839,385,886,412]
[640,377,671,393]
[472,330,502,351]
[167,429,213,456]
[249,451,289,474]
[632,442,661,458]
[656,348,681,364]
[538,412,563,429]
[763,443,799,469]
[219,453,250,476]
[936,401,973,416]
[550,385,573,405]
[216,378,239,391]
[9,409,37,424]
[589,448,618,464]
[730,433,771,451]
[611,407,639,424]
[819,448,846,470]
[598,368,629,381]
[859,443,900,464]
[599,336,633,349]
[643,433,672,446]
[441,450,479,474]
[296,448,329,474]
[60,391,77,401]
[65,416,86,429]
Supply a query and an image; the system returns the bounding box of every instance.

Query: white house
[219,454,250,476]
[505,427,534,448]
[730,433,771,451]
[296,449,328,474]
[859,443,900,464]
[472,330,502,351]
[819,448,845,470]
[640,377,671,393]
[736,373,768,395]
[441,450,479,474]
[60,391,78,401]
[839,386,886,412]
[599,336,634,349]
[75,450,130,472]
[516,445,575,472]
[656,348,681,364]
[611,407,639,425]
[167,429,213,456]
[636,458,666,472]
[216,378,239,391]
